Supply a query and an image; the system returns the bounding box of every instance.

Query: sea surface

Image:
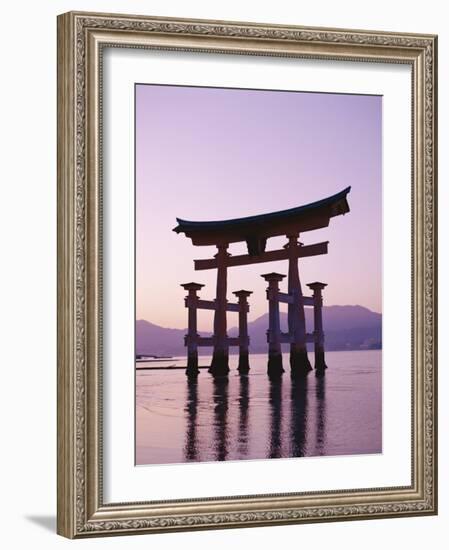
[136,350,381,465]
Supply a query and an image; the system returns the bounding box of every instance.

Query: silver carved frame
[57,11,438,538]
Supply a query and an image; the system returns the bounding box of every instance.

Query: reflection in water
[314,375,327,455]
[237,376,250,458]
[212,377,229,461]
[183,374,327,462]
[290,377,308,457]
[268,379,283,458]
[138,351,382,465]
[184,379,199,461]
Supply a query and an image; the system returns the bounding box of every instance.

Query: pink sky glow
[136,84,382,330]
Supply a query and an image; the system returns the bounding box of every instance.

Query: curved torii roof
[173,186,351,252]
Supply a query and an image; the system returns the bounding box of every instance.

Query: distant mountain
[136,305,381,356]
[135,321,191,357]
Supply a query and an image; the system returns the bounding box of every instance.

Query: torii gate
[174,186,351,378]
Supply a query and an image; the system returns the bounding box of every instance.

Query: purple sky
[136,84,382,330]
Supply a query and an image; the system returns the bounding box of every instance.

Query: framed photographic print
[57,11,438,538]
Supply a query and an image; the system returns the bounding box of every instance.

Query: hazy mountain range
[136,305,382,357]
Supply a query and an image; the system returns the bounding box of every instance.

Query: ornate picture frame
[57,11,437,538]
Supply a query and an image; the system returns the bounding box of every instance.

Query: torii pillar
[233,290,252,374]
[262,273,285,378]
[209,244,230,376]
[285,234,313,377]
[307,282,328,375]
[181,282,204,377]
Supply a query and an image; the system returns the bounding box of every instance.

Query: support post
[233,290,253,374]
[307,282,328,375]
[210,244,230,376]
[285,235,312,377]
[181,282,204,377]
[262,273,285,378]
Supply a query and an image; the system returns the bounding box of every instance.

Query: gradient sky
[136,84,382,330]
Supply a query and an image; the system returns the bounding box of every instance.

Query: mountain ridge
[136,305,382,356]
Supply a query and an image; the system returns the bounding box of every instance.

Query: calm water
[136,350,381,465]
